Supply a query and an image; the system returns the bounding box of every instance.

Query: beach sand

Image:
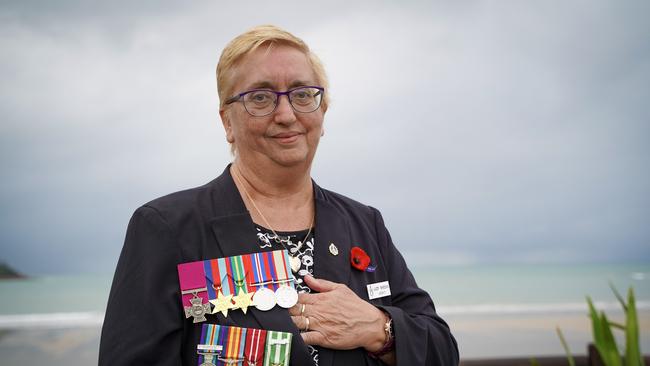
[448,310,650,359]
[0,311,647,364]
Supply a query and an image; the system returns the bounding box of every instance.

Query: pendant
[289,255,301,273]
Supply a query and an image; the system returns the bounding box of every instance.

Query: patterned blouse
[255,225,319,366]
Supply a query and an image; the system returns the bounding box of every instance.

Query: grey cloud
[1,1,649,274]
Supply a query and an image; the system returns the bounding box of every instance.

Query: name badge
[367,281,391,300]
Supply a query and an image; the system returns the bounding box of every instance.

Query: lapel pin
[328,243,339,256]
[350,246,376,272]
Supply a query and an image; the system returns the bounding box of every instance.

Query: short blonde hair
[216,25,329,111]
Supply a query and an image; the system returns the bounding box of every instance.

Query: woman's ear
[220,109,235,143]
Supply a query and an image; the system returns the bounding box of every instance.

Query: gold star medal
[232,289,255,314]
[210,290,234,317]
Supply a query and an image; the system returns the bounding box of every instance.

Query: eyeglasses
[224,86,324,117]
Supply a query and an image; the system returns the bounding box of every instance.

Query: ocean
[1,262,648,326]
[0,262,648,362]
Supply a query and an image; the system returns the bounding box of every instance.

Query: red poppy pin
[350,246,376,272]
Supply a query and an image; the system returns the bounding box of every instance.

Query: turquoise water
[0,263,648,321]
[413,262,650,308]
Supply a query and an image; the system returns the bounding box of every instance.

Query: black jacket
[99,166,459,365]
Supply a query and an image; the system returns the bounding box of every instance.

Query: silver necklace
[232,165,314,273]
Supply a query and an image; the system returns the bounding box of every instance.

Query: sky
[1,1,649,275]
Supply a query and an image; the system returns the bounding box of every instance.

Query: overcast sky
[1,1,648,275]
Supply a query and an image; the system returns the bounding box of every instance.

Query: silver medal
[184,296,210,323]
[275,286,299,308]
[253,287,276,311]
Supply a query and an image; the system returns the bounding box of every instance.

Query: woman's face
[221,45,325,169]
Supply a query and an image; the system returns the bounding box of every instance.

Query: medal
[200,324,292,366]
[244,328,267,366]
[205,259,234,317]
[263,331,292,366]
[210,290,234,317]
[273,250,298,308]
[178,261,210,323]
[229,255,255,314]
[275,286,298,308]
[250,252,277,311]
[218,325,247,366]
[197,344,222,366]
[253,287,276,311]
[183,288,211,323]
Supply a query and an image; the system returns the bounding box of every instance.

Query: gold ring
[304,316,310,332]
[300,303,306,316]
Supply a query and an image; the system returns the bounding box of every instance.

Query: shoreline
[0,310,647,363]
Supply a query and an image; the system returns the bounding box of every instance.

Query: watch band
[368,313,395,358]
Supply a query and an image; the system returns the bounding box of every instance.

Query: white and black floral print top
[255,225,319,366]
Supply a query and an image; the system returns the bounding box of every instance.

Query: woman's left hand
[288,275,388,352]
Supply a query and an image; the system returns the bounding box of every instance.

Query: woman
[99,25,458,366]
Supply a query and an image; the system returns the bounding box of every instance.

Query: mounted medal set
[178,249,299,323]
[197,324,292,366]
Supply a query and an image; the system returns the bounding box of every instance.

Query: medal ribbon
[228,255,247,295]
[198,324,221,366]
[263,251,279,290]
[263,331,292,366]
[250,252,273,291]
[272,250,293,289]
[222,325,247,365]
[216,257,235,296]
[241,253,256,293]
[178,261,209,306]
[281,250,295,289]
[244,328,267,366]
[204,259,221,301]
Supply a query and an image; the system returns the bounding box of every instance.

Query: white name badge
[367,281,391,300]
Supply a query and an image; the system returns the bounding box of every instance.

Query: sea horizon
[1,261,648,361]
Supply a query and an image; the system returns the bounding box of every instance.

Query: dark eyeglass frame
[224,86,325,117]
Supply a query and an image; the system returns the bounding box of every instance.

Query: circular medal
[289,256,301,273]
[253,287,276,311]
[275,286,299,308]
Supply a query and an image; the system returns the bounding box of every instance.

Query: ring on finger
[300,303,306,316]
[304,316,310,332]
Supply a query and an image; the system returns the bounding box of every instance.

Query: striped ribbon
[263,331,292,366]
[244,328,267,366]
[272,250,295,290]
[212,257,233,297]
[204,259,221,300]
[228,255,248,295]
[199,324,247,366]
[250,251,278,291]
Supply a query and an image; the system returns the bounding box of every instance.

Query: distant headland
[0,262,26,279]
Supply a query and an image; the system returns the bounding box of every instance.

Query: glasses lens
[243,90,276,116]
[289,87,323,113]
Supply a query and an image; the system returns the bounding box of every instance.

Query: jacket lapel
[311,185,353,366]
